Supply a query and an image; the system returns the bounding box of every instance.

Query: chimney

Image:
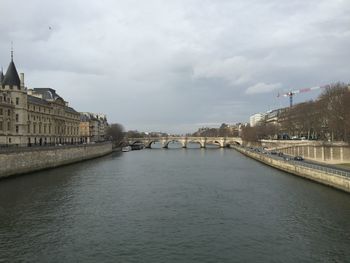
[20,73,24,87]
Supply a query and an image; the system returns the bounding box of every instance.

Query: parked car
[294,156,304,161]
[278,152,284,157]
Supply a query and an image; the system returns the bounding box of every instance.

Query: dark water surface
[1,149,350,262]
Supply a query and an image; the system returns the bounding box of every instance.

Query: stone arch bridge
[128,136,242,148]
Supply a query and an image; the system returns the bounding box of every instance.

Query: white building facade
[249,113,265,127]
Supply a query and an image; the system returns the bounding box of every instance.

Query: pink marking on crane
[299,88,311,93]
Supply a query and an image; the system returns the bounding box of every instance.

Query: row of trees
[242,83,350,142]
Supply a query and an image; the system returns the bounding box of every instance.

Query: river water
[0,149,349,262]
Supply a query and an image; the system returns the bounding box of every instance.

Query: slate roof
[80,114,90,121]
[27,95,50,105]
[66,107,78,114]
[28,95,79,114]
[80,112,100,121]
[32,88,62,101]
[2,60,20,87]
[0,69,4,84]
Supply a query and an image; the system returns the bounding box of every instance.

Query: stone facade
[79,112,108,143]
[249,113,265,127]
[0,55,80,146]
[0,91,15,144]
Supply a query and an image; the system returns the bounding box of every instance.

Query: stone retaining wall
[0,142,113,179]
[233,146,350,193]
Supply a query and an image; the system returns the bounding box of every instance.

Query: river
[0,148,349,262]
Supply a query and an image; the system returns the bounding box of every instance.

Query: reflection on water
[0,149,349,262]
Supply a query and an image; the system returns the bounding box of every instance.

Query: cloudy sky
[0,0,349,133]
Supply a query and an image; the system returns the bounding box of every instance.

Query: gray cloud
[0,0,349,133]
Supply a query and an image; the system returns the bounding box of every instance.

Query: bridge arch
[164,140,185,148]
[187,140,204,148]
[206,140,223,148]
[147,140,162,148]
[225,140,241,147]
[130,140,144,145]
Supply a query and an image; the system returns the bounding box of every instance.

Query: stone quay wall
[233,146,350,193]
[0,142,112,179]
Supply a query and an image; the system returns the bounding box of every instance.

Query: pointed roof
[0,68,4,84]
[3,59,20,87]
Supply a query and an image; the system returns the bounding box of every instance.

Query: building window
[0,108,2,115]
[8,109,10,116]
[16,114,19,122]
[16,125,19,133]
[7,122,10,131]
[16,97,19,105]
[8,138,11,143]
[0,122,3,130]
[28,124,30,133]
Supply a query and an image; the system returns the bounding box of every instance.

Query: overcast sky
[1,0,349,133]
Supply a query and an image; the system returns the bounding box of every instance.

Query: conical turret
[0,67,4,84]
[3,59,21,87]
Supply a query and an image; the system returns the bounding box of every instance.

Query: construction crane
[277,85,328,107]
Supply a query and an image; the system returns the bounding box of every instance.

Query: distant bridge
[127,136,242,148]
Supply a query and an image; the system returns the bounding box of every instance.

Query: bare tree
[319,83,350,141]
[106,123,125,146]
[241,125,258,142]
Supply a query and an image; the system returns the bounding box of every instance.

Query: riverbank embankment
[0,142,112,179]
[232,145,350,193]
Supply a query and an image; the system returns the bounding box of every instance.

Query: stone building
[79,114,91,143]
[0,53,80,147]
[79,112,108,143]
[249,113,266,127]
